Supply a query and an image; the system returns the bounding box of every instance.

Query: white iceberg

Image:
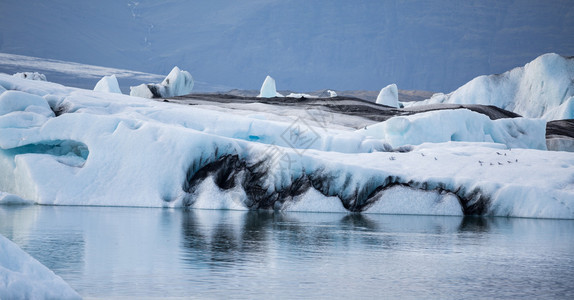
[130,66,194,98]
[93,74,122,94]
[13,72,47,81]
[408,53,574,121]
[0,234,81,299]
[0,71,573,219]
[375,83,399,108]
[257,75,283,98]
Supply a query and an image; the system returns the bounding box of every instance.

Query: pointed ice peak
[376,83,399,108]
[94,74,122,94]
[258,75,283,98]
[161,66,194,96]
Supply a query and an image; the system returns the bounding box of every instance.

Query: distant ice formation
[286,93,318,98]
[376,84,399,108]
[408,53,574,121]
[93,74,122,94]
[257,75,283,98]
[130,66,194,98]
[13,72,47,81]
[0,234,81,299]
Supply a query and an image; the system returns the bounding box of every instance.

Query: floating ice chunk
[327,90,337,97]
[257,75,283,98]
[94,74,122,94]
[0,234,81,299]
[12,72,47,81]
[129,66,194,98]
[376,83,399,108]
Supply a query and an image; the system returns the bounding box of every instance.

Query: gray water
[0,205,573,299]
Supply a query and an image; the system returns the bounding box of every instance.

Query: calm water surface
[0,205,573,299]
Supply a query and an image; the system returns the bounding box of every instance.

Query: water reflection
[179,210,497,270]
[0,205,85,275]
[458,216,491,233]
[1,205,573,299]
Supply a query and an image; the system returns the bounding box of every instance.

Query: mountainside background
[1,0,573,92]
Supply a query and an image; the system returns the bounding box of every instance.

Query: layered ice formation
[376,84,399,108]
[0,234,81,299]
[0,70,573,219]
[130,66,194,98]
[408,53,574,121]
[93,74,122,94]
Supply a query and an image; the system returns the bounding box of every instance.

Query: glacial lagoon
[1,205,573,299]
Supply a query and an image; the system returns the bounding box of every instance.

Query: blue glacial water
[0,205,573,299]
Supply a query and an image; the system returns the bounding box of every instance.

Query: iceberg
[408,54,574,121]
[13,72,47,81]
[0,234,81,299]
[93,74,122,94]
[257,75,283,98]
[129,66,194,98]
[0,73,573,219]
[375,84,399,108]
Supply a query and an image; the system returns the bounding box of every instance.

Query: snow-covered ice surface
[360,109,547,149]
[0,72,573,219]
[0,234,81,299]
[408,53,574,121]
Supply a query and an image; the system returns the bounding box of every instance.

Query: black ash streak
[182,154,490,215]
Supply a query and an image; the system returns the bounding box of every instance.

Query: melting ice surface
[1,205,573,299]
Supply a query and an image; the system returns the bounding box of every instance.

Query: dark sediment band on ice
[182,154,490,215]
[167,94,520,123]
[546,119,574,139]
